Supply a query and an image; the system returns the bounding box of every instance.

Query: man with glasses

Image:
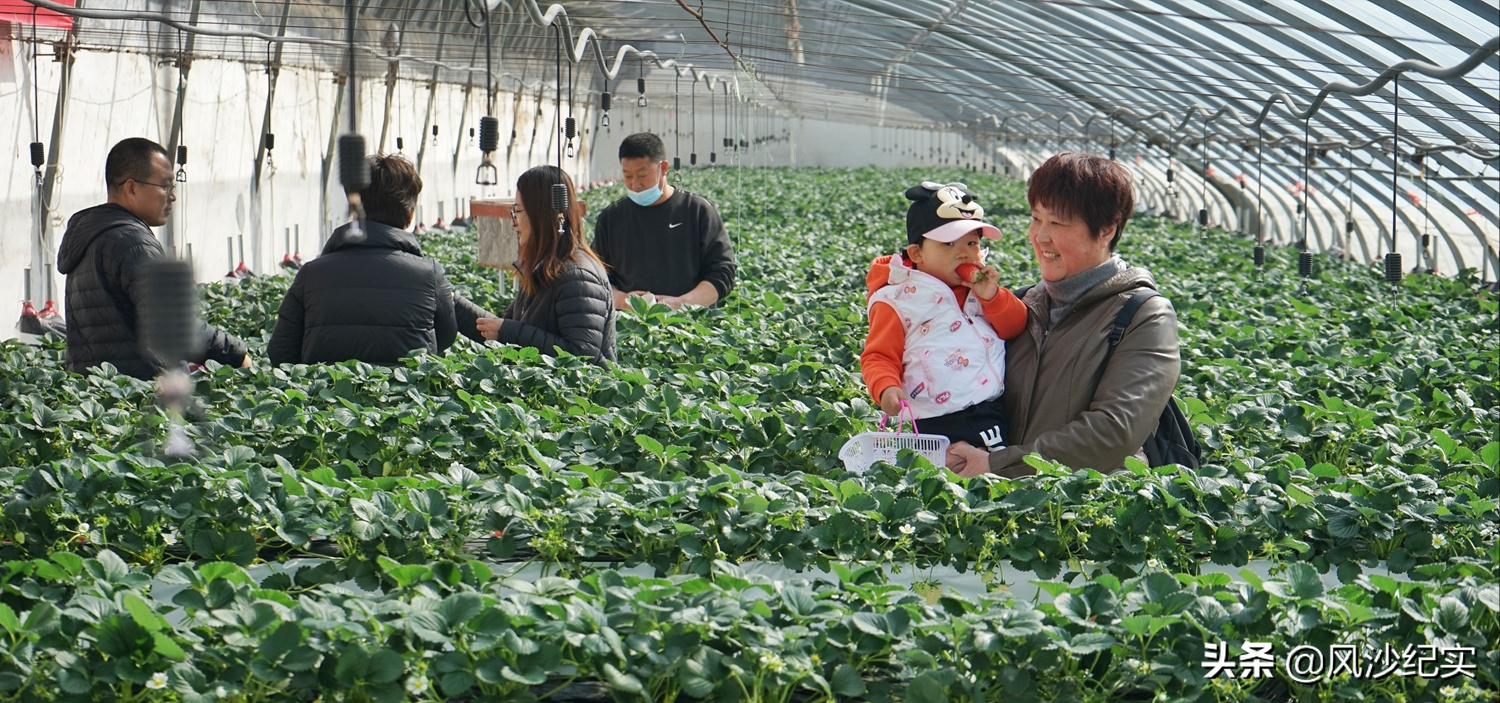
[56,137,252,379]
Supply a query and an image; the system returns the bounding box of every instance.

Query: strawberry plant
[0,166,1494,700]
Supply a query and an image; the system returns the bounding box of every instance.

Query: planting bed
[0,167,1495,702]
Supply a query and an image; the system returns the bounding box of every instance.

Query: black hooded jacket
[268,220,467,366]
[56,204,247,379]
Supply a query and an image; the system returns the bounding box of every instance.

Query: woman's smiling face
[1028,201,1114,281]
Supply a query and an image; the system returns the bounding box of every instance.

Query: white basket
[839,430,950,474]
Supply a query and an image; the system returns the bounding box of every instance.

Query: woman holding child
[860,153,1180,478]
[946,152,1181,477]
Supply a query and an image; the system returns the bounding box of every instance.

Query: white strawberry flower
[405,675,430,696]
[1432,534,1448,549]
[146,672,169,690]
[899,524,915,535]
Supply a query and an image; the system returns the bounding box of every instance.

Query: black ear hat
[904,180,999,245]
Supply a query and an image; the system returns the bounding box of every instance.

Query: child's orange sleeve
[979,288,1028,340]
[861,301,905,402]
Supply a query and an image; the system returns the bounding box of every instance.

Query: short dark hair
[618,132,666,162]
[1027,152,1135,250]
[361,153,422,229]
[105,138,170,190]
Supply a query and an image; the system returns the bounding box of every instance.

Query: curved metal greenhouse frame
[10,0,1499,277]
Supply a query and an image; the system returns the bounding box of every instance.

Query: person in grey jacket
[947,152,1181,477]
[475,166,616,365]
[268,154,491,366]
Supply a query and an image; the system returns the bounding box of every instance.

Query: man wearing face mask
[590,132,737,311]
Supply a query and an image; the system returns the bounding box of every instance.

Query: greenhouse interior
[0,0,1496,700]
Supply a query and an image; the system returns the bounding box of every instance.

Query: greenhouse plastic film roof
[3,0,1497,273]
[582,0,1499,273]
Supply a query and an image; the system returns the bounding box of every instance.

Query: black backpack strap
[1100,289,1160,368]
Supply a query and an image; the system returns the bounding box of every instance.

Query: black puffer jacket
[56,204,247,379]
[493,255,616,365]
[268,221,462,366]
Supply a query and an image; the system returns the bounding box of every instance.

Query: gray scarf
[1043,255,1127,328]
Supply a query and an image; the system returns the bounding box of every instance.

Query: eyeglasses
[509,206,524,225]
[132,179,178,195]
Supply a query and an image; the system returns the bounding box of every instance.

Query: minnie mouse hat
[905,181,1001,245]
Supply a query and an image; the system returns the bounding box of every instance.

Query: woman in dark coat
[475,166,616,365]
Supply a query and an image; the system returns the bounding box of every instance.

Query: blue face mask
[626,182,663,207]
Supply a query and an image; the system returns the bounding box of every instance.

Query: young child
[861,181,1028,450]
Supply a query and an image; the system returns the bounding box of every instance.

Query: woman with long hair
[475,166,617,364]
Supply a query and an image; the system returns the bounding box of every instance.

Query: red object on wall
[0,0,75,31]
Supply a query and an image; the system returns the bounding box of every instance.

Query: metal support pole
[37,29,78,305]
[162,0,204,257]
[377,60,399,152]
[248,0,293,281]
[319,76,348,247]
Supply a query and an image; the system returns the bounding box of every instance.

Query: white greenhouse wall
[2,41,595,341]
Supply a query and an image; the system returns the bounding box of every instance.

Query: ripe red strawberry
[956,263,986,283]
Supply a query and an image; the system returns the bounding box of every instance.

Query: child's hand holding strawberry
[956,262,1001,300]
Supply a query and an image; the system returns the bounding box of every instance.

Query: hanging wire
[553,23,562,169]
[1235,135,1247,236]
[1421,157,1432,272]
[467,0,498,186]
[564,32,577,160]
[1199,118,1210,235]
[27,6,46,304]
[1385,76,1403,294]
[1298,115,1315,295]
[29,7,43,186]
[264,40,277,176]
[673,71,681,170]
[1164,122,1177,219]
[1108,115,1115,161]
[1344,149,1356,251]
[1302,114,1311,251]
[1254,123,1266,279]
[1390,77,1402,255]
[338,0,368,242]
[690,75,698,167]
[636,54,647,107]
